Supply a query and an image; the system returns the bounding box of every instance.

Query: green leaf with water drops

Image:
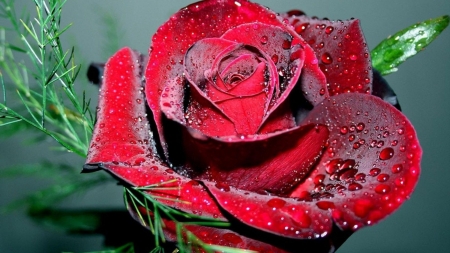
[371,15,449,76]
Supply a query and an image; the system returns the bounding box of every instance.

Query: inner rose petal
[185,40,278,136]
[219,53,260,88]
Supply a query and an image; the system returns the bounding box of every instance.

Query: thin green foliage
[0,0,94,157]
[124,183,253,253]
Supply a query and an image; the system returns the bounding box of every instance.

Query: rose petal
[147,0,328,155]
[282,14,372,95]
[221,23,304,118]
[86,48,152,165]
[184,124,329,196]
[183,39,274,135]
[85,48,224,220]
[162,222,290,252]
[203,181,332,239]
[291,93,421,230]
[103,162,224,220]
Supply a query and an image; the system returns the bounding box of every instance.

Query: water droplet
[325,158,344,174]
[379,147,394,160]
[271,54,279,64]
[321,52,333,64]
[391,164,403,174]
[375,184,390,194]
[348,134,355,142]
[355,173,366,181]
[377,174,389,182]
[349,54,358,61]
[348,182,363,191]
[316,201,335,210]
[339,168,358,181]
[215,182,230,192]
[282,39,291,49]
[314,174,326,185]
[340,126,348,134]
[395,177,406,187]
[314,183,325,192]
[369,168,381,177]
[260,35,268,45]
[291,211,311,228]
[325,26,334,34]
[295,23,309,34]
[354,199,374,218]
[319,88,326,96]
[267,198,286,208]
[356,122,365,132]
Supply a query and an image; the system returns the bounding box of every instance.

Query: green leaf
[371,15,449,75]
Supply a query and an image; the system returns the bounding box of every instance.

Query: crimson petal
[146,0,328,157]
[86,48,224,220]
[282,14,372,95]
[186,124,328,196]
[203,181,332,239]
[292,93,420,230]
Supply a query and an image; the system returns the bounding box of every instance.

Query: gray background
[1,0,449,252]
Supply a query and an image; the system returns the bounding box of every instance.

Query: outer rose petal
[184,124,329,196]
[292,93,420,231]
[85,48,224,220]
[147,0,328,157]
[281,13,372,95]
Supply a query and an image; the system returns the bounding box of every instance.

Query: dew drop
[291,211,311,228]
[377,173,390,182]
[349,54,358,61]
[271,54,279,64]
[316,201,335,210]
[339,168,358,181]
[391,164,403,174]
[321,52,333,64]
[314,174,326,185]
[395,177,406,187]
[379,147,394,160]
[319,88,326,96]
[282,39,291,49]
[295,23,309,34]
[260,35,268,45]
[267,198,286,209]
[340,126,348,134]
[215,181,230,192]
[369,168,381,177]
[348,182,363,191]
[375,184,390,194]
[325,26,334,34]
[348,134,355,142]
[355,173,366,181]
[356,122,365,132]
[325,158,344,174]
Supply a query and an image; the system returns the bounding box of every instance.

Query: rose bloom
[85,0,421,252]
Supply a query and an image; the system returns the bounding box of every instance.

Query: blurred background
[0,0,449,252]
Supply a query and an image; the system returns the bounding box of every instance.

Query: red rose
[85,0,421,252]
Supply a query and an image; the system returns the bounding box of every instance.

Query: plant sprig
[124,182,254,253]
[0,0,94,157]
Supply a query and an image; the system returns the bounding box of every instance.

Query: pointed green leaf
[371,15,449,75]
